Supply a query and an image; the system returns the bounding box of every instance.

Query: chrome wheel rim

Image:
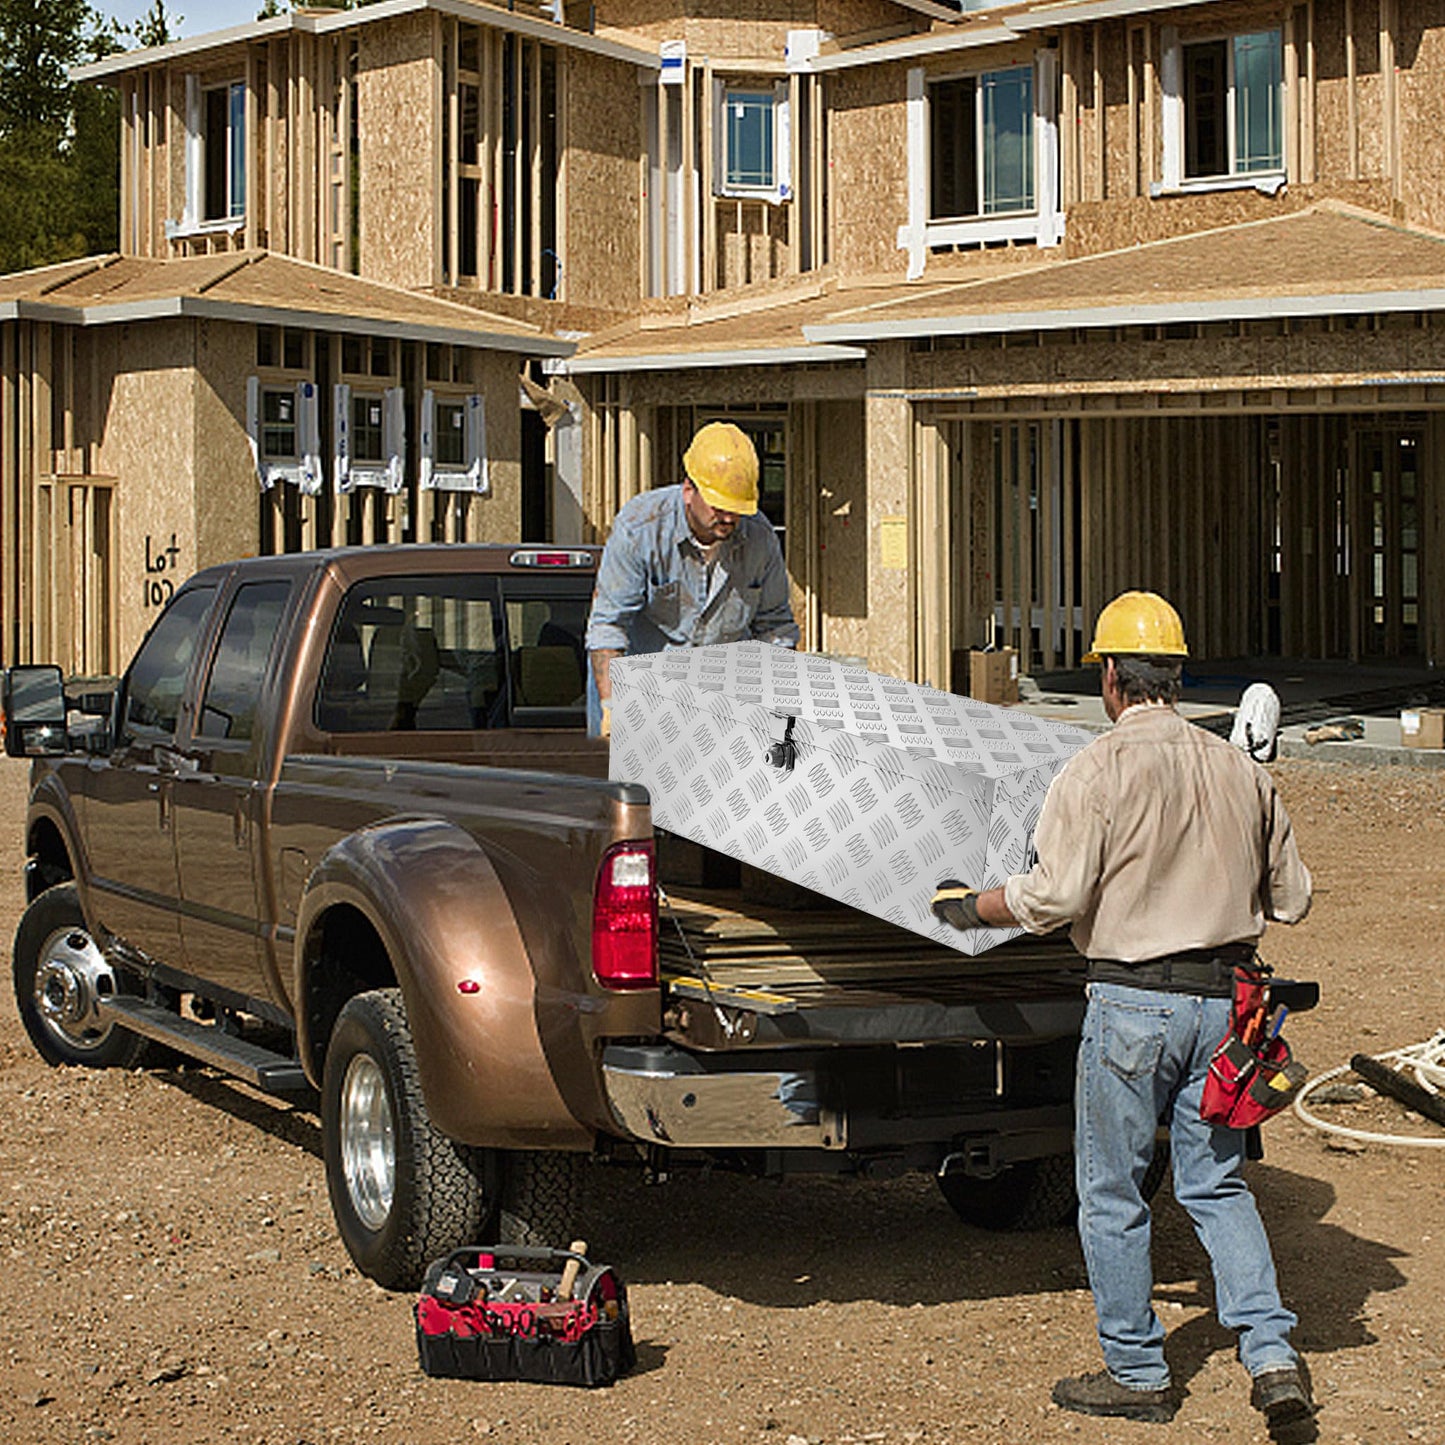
[33,924,117,1054]
[339,1054,394,1231]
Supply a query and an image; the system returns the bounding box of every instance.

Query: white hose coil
[1293,1031,1445,1148]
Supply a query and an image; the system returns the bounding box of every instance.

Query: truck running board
[97,995,312,1096]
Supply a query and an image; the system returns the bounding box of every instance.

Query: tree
[130,0,178,48]
[0,0,121,271]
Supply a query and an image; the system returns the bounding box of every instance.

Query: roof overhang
[73,0,658,82]
[1010,0,1222,28]
[3,293,574,355]
[806,288,1445,344]
[560,342,865,373]
[811,23,1022,69]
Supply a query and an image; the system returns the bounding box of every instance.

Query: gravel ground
[0,754,1442,1445]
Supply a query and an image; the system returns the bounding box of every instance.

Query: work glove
[932,880,982,930]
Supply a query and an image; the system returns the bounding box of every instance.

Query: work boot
[1251,1364,1316,1428]
[1051,1370,1176,1423]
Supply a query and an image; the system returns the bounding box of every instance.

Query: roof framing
[73,0,659,82]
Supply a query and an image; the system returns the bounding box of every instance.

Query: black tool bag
[415,1246,635,1387]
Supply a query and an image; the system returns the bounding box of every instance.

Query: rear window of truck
[315,575,588,732]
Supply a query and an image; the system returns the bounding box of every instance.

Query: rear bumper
[602,1043,846,1150]
[601,1039,1076,1156]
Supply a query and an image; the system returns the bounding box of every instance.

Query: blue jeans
[1075,982,1299,1390]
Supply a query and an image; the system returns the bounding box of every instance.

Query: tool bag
[1200,963,1308,1129]
[415,1246,635,1387]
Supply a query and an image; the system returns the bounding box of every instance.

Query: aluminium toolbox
[609,642,1092,956]
[415,1246,634,1386]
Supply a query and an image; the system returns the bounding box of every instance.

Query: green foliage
[131,0,179,48]
[0,0,121,272]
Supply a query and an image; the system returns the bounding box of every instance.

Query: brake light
[592,841,657,990]
[509,549,594,568]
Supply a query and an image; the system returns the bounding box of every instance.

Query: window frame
[926,63,1037,225]
[713,78,791,203]
[900,53,1062,280]
[1159,26,1286,195]
[169,73,247,239]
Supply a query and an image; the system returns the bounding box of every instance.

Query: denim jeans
[1075,982,1299,1390]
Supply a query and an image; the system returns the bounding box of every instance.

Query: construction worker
[932,591,1315,1429]
[584,421,799,735]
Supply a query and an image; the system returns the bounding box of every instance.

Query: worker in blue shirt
[584,421,799,736]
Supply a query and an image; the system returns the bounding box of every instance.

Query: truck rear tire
[13,884,156,1070]
[937,1141,1171,1232]
[937,1154,1077,1231]
[322,988,493,1290]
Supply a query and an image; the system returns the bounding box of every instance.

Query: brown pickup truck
[4,545,1091,1290]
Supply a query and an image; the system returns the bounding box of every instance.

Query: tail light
[592,840,657,990]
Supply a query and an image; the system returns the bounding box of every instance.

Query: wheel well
[302,904,397,1080]
[26,818,73,901]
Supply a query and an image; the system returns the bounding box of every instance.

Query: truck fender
[24,771,88,905]
[294,816,588,1150]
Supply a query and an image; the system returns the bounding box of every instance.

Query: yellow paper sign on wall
[879,515,908,570]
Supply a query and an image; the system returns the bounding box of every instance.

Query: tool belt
[1086,943,1257,998]
[1200,962,1310,1130]
[415,1246,634,1387]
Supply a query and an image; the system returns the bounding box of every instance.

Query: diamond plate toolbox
[609,643,1094,956]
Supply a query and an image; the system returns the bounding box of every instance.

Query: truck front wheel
[321,988,585,1290]
[13,884,155,1070]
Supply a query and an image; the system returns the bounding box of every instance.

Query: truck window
[197,581,292,741]
[120,586,218,742]
[503,594,588,718]
[316,576,503,732]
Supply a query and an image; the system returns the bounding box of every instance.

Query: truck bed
[656,882,1086,1051]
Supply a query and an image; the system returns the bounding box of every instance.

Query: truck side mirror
[2,665,68,757]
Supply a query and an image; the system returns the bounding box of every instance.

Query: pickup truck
[4,545,1093,1290]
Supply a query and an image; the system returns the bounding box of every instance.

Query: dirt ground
[1,754,1442,1445]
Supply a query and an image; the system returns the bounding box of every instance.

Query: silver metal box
[609,643,1092,955]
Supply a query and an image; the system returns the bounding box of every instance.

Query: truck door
[83,584,217,964]
[171,578,294,999]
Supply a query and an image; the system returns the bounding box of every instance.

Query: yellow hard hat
[683,422,760,515]
[1083,590,1189,661]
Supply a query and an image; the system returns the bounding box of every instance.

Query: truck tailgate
[657,887,1085,1050]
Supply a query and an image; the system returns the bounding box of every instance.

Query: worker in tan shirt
[933,592,1314,1430]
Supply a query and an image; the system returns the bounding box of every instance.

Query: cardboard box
[1400,707,1445,749]
[969,648,1019,706]
[609,643,1092,956]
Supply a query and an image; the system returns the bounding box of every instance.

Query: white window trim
[713,79,792,204]
[1155,26,1286,197]
[170,74,247,238]
[246,376,322,496]
[334,384,405,495]
[419,390,489,495]
[897,52,1062,282]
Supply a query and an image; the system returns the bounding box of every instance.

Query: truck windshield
[315,575,588,732]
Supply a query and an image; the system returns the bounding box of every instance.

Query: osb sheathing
[715,201,791,289]
[91,318,203,660]
[1312,0,1354,183]
[622,362,863,408]
[904,318,1445,403]
[1351,17,1386,182]
[864,341,910,678]
[1399,0,1445,231]
[590,0,904,47]
[563,52,643,312]
[814,396,868,661]
[828,65,907,278]
[1097,18,1134,201]
[1063,180,1393,257]
[195,318,270,570]
[358,13,438,291]
[461,349,524,543]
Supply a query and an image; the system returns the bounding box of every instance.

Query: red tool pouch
[415,1246,634,1387]
[1200,965,1308,1129]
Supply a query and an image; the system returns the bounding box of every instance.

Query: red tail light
[592,841,658,990]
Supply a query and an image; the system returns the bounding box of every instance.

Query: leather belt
[1086,944,1257,999]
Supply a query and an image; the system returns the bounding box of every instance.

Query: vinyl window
[203,80,246,222]
[1180,30,1283,180]
[929,66,1035,221]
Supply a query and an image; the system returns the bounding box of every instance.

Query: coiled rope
[1293,1030,1445,1148]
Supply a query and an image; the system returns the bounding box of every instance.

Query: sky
[97,0,264,45]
